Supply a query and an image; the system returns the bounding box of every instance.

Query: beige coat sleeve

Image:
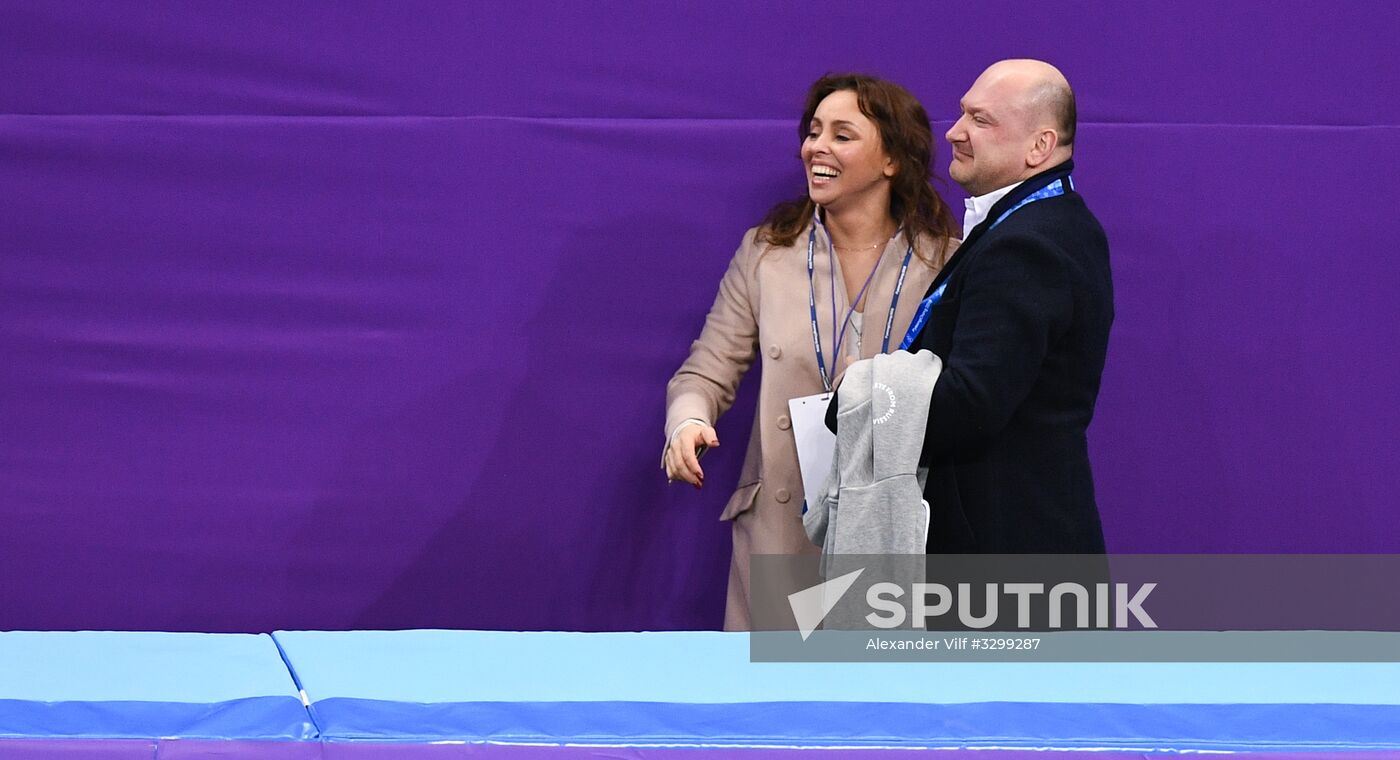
[664,230,762,440]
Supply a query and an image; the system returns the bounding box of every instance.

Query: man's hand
[664,423,719,488]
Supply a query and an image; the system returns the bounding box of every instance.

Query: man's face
[945,71,1036,196]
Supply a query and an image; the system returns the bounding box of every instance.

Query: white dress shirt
[962,181,1024,237]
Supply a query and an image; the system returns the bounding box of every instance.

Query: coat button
[767,345,782,359]
[777,414,791,430]
[775,489,791,503]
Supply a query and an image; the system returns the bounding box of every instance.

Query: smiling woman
[662,73,960,630]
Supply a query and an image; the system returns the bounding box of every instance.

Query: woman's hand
[665,423,719,488]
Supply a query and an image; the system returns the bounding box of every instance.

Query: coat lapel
[920,159,1076,299]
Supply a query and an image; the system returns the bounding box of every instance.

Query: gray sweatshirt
[804,349,942,555]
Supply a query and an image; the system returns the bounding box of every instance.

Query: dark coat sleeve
[921,232,1073,463]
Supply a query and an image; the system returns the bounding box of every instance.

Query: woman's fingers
[703,428,720,449]
[667,425,708,488]
[678,431,704,487]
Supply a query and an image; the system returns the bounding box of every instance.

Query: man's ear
[1026,128,1060,169]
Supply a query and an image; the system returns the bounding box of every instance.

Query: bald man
[902,60,1113,553]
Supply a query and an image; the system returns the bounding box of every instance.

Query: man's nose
[945,119,962,144]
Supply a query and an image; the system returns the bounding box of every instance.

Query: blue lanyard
[806,225,914,392]
[990,176,1073,228]
[898,177,1071,350]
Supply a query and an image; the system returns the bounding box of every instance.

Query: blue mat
[272,629,1400,751]
[0,631,315,741]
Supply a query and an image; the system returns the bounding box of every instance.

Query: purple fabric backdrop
[2,1,1398,631]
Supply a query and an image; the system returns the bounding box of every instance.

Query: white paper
[788,392,836,511]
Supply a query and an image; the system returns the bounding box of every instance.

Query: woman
[663,74,960,630]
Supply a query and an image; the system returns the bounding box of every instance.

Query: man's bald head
[998,59,1076,146]
[945,59,1077,195]
[977,59,1075,146]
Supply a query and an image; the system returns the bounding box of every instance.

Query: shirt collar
[962,180,1024,237]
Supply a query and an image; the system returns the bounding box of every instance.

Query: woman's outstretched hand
[665,423,719,488]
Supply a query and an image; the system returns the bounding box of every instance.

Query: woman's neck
[823,201,896,251]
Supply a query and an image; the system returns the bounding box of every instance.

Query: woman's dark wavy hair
[758,73,958,266]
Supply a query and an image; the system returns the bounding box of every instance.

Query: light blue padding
[274,630,1400,706]
[0,631,299,703]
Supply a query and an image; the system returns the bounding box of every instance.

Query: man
[905,59,1113,553]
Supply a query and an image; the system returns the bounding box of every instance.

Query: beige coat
[666,222,949,630]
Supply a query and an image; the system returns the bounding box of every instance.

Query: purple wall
[3,2,1398,632]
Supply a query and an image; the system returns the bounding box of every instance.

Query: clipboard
[788,392,835,512]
